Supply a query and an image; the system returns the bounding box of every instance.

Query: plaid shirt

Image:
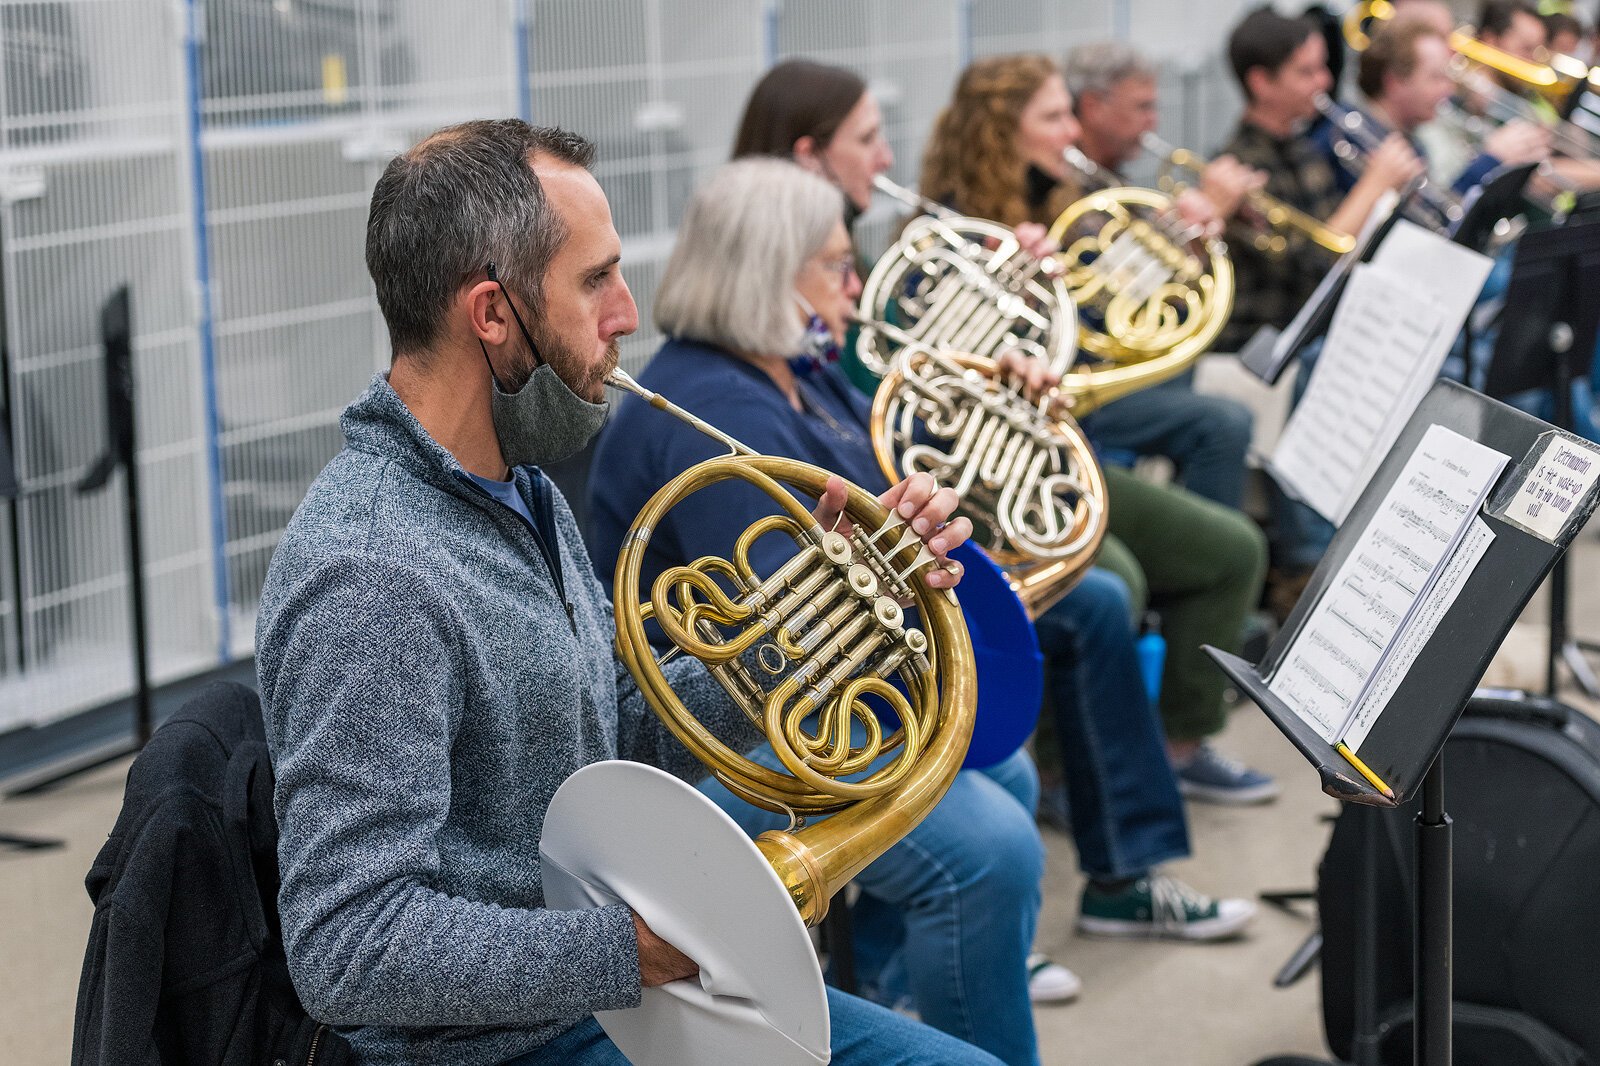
[1215,119,1345,351]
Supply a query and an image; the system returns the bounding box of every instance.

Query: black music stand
[1241,163,1537,386]
[1484,212,1600,698]
[8,287,152,802]
[1217,382,1600,1066]
[1239,194,1409,386]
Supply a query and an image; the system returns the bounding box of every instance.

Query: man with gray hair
[254,118,987,1066]
[1056,43,1259,515]
[1066,41,1262,217]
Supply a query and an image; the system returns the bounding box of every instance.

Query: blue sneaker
[1175,744,1280,805]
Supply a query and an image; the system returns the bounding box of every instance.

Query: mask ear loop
[480,262,547,390]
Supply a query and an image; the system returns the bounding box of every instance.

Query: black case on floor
[1318,692,1600,1066]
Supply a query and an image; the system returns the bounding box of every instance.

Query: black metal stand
[1486,215,1600,700]
[1,287,147,807]
[1252,758,1454,1066]
[1413,755,1452,1066]
[1544,346,1600,698]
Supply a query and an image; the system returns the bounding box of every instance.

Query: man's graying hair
[365,119,595,358]
[1063,42,1157,101]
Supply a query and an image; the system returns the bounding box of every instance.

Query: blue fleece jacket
[255,373,758,1066]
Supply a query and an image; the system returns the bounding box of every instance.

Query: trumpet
[857,174,1080,377]
[1345,0,1592,101]
[1312,93,1464,232]
[1142,132,1356,257]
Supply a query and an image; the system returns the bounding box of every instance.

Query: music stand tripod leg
[1561,640,1600,699]
[1414,755,1452,1066]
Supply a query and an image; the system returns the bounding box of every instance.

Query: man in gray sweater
[254,119,994,1066]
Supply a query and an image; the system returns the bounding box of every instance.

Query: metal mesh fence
[0,0,210,728]
[0,0,1260,734]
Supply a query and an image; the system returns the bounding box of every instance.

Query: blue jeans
[698,748,1043,1066]
[1080,370,1254,509]
[500,987,1004,1065]
[1032,568,1192,880]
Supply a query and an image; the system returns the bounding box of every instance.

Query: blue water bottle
[1136,612,1165,705]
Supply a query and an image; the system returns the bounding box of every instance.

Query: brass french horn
[856,175,1080,377]
[854,178,1105,615]
[1048,147,1237,416]
[605,367,976,925]
[864,331,1106,617]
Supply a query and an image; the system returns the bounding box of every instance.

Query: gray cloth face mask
[480,263,610,468]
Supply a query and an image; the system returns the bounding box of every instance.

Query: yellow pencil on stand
[1336,741,1395,800]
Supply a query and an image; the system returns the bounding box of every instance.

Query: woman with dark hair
[921,53,1278,805]
[732,58,892,223]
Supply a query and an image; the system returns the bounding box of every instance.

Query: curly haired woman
[921,54,1279,806]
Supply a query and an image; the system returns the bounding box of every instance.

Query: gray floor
[4,535,1595,1066]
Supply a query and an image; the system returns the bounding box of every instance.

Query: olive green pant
[1094,466,1268,741]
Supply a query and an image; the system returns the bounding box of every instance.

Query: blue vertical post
[1112,0,1131,41]
[514,0,532,121]
[182,0,231,661]
[762,0,779,67]
[956,0,973,69]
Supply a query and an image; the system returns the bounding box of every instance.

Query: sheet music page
[1340,517,1496,752]
[1270,264,1447,523]
[1370,221,1495,335]
[1264,191,1401,377]
[1268,425,1509,742]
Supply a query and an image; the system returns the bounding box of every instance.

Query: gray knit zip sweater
[255,373,759,1066]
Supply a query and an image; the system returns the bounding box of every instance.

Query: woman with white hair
[586,157,1048,1066]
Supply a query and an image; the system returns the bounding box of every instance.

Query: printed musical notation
[1271,264,1446,525]
[1270,231,1494,527]
[1341,517,1496,751]
[1269,424,1509,745]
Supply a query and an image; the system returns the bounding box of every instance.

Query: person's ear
[1245,66,1272,104]
[466,279,511,346]
[793,135,823,172]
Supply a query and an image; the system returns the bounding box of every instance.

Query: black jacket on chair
[71,681,349,1066]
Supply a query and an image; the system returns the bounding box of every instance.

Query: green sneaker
[1077,874,1255,941]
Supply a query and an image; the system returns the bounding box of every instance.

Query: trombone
[1344,0,1593,101]
[1345,0,1600,163]
[1139,132,1357,257]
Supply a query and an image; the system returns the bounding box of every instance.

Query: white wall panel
[526,0,767,373]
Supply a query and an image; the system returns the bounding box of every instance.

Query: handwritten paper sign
[1506,435,1600,542]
